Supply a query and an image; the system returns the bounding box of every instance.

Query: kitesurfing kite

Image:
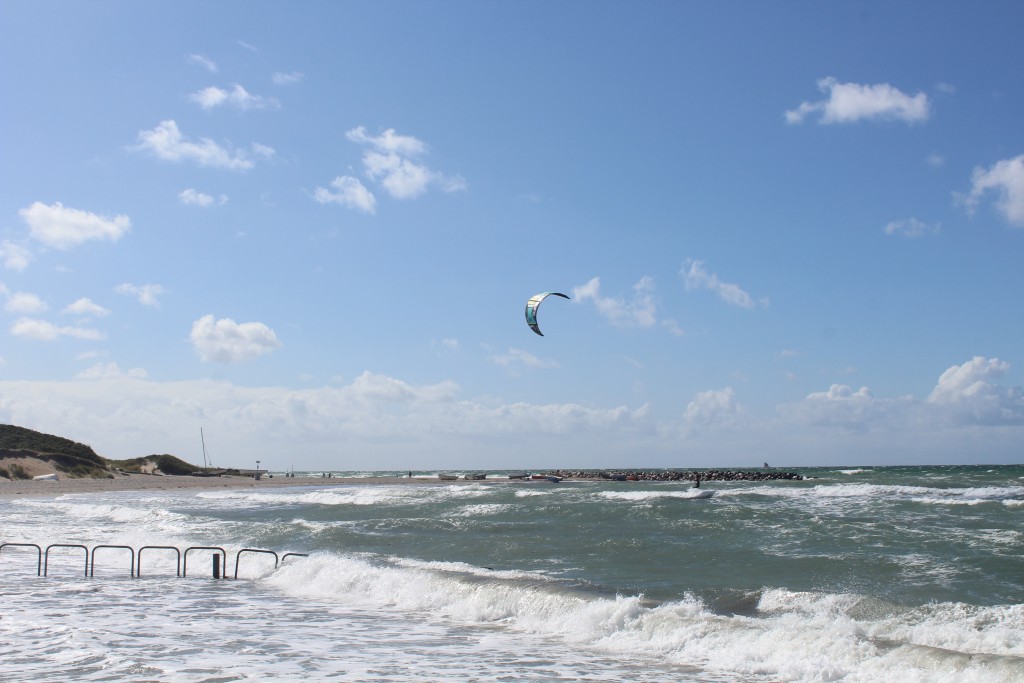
[525,292,570,336]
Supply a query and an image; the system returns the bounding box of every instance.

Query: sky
[1,0,1022,471]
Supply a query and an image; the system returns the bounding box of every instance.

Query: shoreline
[0,468,807,499]
[0,472,454,499]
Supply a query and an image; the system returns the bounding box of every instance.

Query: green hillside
[0,424,202,479]
[0,424,105,464]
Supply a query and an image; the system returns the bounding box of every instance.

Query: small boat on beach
[437,474,458,481]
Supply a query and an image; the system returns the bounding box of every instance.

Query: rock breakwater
[544,469,804,482]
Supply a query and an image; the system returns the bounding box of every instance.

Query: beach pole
[213,554,221,579]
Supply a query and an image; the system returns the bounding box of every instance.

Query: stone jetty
[542,469,804,482]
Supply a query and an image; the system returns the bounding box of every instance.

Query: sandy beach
[0,472,454,499]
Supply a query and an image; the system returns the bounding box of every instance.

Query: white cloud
[363,151,434,199]
[927,356,1024,425]
[786,77,930,125]
[961,154,1024,227]
[780,356,1024,434]
[684,387,742,430]
[116,283,165,308]
[62,298,110,318]
[0,356,1017,467]
[10,317,105,341]
[926,152,945,168]
[346,126,427,156]
[0,240,32,271]
[682,259,766,308]
[343,126,466,203]
[884,218,939,238]
[272,71,303,85]
[179,189,228,207]
[572,276,657,328]
[19,202,131,250]
[5,292,47,314]
[187,54,218,73]
[0,372,657,466]
[491,347,559,370]
[76,362,147,380]
[313,176,376,214]
[190,314,282,363]
[787,383,893,432]
[134,120,271,171]
[188,84,280,111]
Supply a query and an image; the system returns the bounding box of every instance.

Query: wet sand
[0,473,466,499]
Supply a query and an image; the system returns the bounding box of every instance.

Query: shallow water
[2,465,1023,681]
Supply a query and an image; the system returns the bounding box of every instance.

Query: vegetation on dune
[108,454,202,476]
[0,463,30,480]
[1,424,203,479]
[0,424,105,465]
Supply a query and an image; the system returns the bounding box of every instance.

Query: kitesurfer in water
[695,471,701,488]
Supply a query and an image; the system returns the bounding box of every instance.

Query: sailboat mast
[200,427,209,472]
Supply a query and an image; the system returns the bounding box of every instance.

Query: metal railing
[1,542,309,579]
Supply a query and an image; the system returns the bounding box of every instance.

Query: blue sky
[1,1,1022,470]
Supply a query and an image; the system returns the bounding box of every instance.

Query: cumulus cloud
[272,71,303,85]
[5,292,47,314]
[682,259,766,308]
[179,189,228,207]
[787,384,893,431]
[190,314,282,363]
[134,120,272,171]
[116,283,165,308]
[188,84,280,110]
[62,298,110,318]
[884,218,940,238]
[927,356,1024,425]
[334,126,466,204]
[0,371,658,466]
[684,387,743,429]
[19,202,131,250]
[786,77,930,125]
[0,240,32,271]
[960,154,1024,227]
[782,356,1024,433]
[313,176,376,214]
[10,317,105,341]
[572,276,657,328]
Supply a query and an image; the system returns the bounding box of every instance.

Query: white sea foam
[263,555,1024,682]
[597,489,714,502]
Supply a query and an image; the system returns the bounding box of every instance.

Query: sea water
[1,465,1022,682]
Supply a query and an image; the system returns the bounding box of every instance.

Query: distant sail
[525,292,570,336]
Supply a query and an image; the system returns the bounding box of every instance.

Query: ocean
[1,465,1022,682]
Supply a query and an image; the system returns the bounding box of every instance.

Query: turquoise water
[2,464,1023,681]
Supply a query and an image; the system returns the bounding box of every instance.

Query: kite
[525,292,570,336]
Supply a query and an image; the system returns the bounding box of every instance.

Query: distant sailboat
[192,427,224,477]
